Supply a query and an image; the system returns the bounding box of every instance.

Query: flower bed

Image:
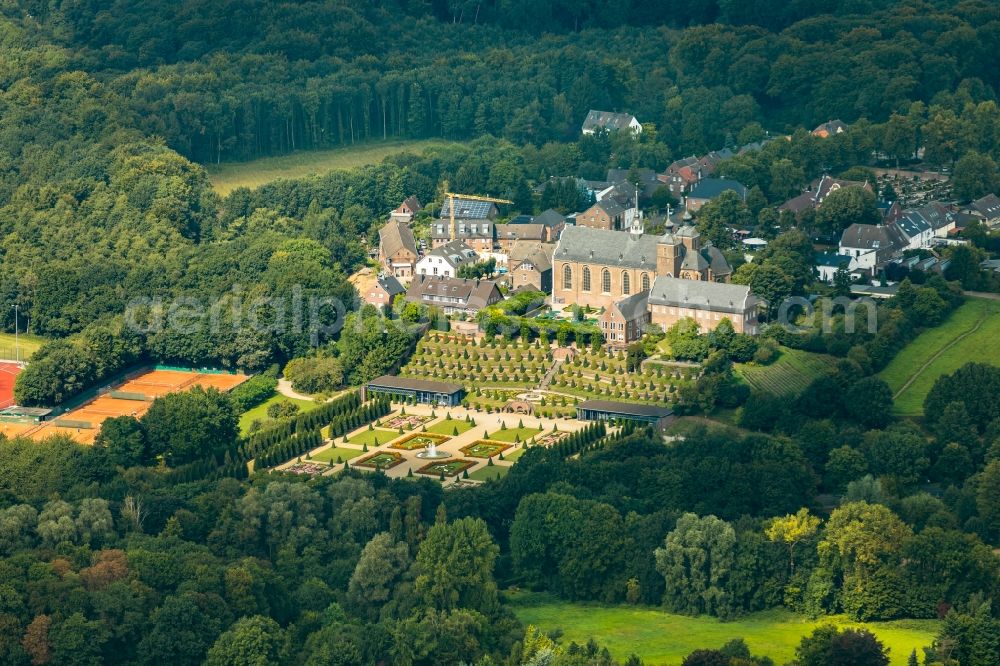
[284,462,329,476]
[354,451,404,470]
[381,414,434,430]
[416,459,476,477]
[459,440,511,459]
[534,431,570,446]
[391,432,450,451]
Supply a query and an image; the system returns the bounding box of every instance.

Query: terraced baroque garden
[549,349,696,404]
[399,332,554,388]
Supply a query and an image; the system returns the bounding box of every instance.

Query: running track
[0,363,20,409]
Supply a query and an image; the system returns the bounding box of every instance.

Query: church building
[552,223,732,312]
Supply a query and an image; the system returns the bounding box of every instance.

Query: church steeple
[628,182,644,236]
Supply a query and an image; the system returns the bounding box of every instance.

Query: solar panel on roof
[440,198,493,219]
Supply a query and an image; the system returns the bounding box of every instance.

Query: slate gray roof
[533,209,566,228]
[405,275,501,311]
[681,249,710,271]
[971,194,1000,219]
[613,290,650,320]
[912,202,954,230]
[379,219,417,257]
[368,375,463,395]
[839,223,908,252]
[376,274,405,297]
[577,399,672,418]
[556,226,660,270]
[706,246,732,277]
[582,110,638,132]
[425,240,478,269]
[688,178,748,201]
[496,223,546,242]
[779,176,870,214]
[894,211,932,240]
[648,276,754,314]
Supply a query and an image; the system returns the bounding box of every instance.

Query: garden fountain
[415,442,449,459]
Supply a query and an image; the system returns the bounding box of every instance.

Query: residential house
[378,219,419,279]
[838,223,909,276]
[389,196,422,224]
[404,275,503,316]
[892,210,935,250]
[686,178,748,212]
[581,110,642,135]
[659,156,705,198]
[779,175,872,216]
[430,219,495,252]
[698,148,735,174]
[812,120,849,138]
[816,251,855,283]
[508,241,554,292]
[967,193,1000,228]
[363,274,406,308]
[439,197,498,220]
[577,199,629,231]
[606,168,663,200]
[416,240,478,278]
[648,276,758,334]
[495,223,548,253]
[493,209,565,253]
[599,290,650,347]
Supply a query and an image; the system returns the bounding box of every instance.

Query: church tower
[656,231,681,277]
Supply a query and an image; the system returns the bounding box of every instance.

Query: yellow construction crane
[441,183,513,241]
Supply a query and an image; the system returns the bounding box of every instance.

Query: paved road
[277,379,314,401]
[964,290,1000,301]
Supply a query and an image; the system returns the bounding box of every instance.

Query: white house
[415,240,478,278]
[581,110,642,135]
[838,223,908,276]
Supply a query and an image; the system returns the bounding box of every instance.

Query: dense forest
[0,357,998,664]
[3,0,1000,370]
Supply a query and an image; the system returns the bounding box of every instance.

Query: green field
[880,297,1000,416]
[239,394,319,434]
[0,332,46,361]
[310,446,364,463]
[342,428,399,448]
[735,347,835,396]
[206,139,459,195]
[469,465,509,481]
[427,418,474,435]
[509,593,937,666]
[489,426,543,443]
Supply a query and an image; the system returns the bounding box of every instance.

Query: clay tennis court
[24,368,247,444]
[0,363,20,410]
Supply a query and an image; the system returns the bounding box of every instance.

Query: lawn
[427,418,475,436]
[240,395,319,434]
[508,592,938,666]
[311,446,364,463]
[489,426,544,443]
[879,297,1000,416]
[0,332,46,361]
[206,139,459,195]
[460,440,511,458]
[469,465,509,481]
[504,447,527,462]
[735,347,835,396]
[341,428,400,448]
